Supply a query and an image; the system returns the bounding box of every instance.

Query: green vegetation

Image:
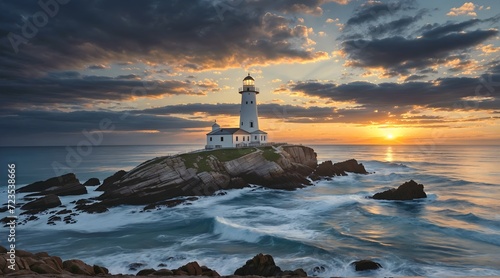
[181,147,257,173]
[258,146,281,162]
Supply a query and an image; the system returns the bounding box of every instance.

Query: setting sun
[387,134,394,140]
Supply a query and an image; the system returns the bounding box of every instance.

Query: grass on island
[181,148,257,173]
[134,146,282,174]
[258,146,281,162]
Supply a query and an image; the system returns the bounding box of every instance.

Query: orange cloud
[447,2,477,17]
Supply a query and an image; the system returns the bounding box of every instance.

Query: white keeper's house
[205,74,268,149]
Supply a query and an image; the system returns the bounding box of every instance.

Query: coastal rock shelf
[94,145,318,208]
[13,145,370,216]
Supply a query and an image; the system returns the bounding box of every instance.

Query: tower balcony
[239,86,260,94]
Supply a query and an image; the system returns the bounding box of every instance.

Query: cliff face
[95,145,317,207]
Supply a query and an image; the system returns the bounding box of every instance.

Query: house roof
[206,128,250,135]
[251,129,268,134]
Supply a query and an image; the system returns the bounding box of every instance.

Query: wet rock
[48,216,61,222]
[75,203,109,214]
[128,262,146,271]
[372,180,427,201]
[310,159,368,180]
[154,268,174,276]
[351,260,382,271]
[312,265,326,274]
[63,259,95,275]
[83,177,100,186]
[56,209,72,215]
[18,173,79,193]
[234,253,282,277]
[20,195,61,213]
[96,170,127,191]
[93,264,109,274]
[137,268,156,275]
[30,262,60,274]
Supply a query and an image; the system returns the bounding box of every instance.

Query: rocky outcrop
[0,247,108,276]
[96,170,127,192]
[351,260,382,271]
[83,178,100,186]
[372,180,427,200]
[310,159,368,180]
[234,253,307,277]
[18,173,87,196]
[93,145,318,208]
[20,195,62,213]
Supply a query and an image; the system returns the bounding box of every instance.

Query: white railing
[238,87,260,93]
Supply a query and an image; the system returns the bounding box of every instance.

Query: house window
[264,136,266,140]
[255,136,257,140]
[246,101,248,104]
[248,136,250,141]
[221,137,224,141]
[243,136,245,141]
[250,122,253,128]
[251,101,253,104]
[241,122,243,126]
[210,137,212,142]
[236,136,239,141]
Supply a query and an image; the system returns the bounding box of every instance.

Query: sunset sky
[0,0,499,146]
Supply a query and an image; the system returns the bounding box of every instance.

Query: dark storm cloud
[421,19,481,38]
[0,75,206,109]
[341,0,500,75]
[0,110,209,137]
[345,0,416,26]
[343,29,497,74]
[288,70,500,111]
[0,0,328,80]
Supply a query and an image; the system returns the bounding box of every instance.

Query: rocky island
[15,145,370,215]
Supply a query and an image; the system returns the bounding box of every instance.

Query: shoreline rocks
[372,180,427,201]
[18,173,87,197]
[310,159,368,180]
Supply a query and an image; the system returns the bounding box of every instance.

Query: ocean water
[1,144,499,277]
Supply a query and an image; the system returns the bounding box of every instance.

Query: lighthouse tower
[239,74,259,133]
[205,74,267,149]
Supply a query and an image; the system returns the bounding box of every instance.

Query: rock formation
[20,194,62,213]
[0,246,108,276]
[93,145,318,209]
[18,173,87,197]
[310,159,367,180]
[83,178,100,186]
[234,253,307,277]
[351,260,382,271]
[372,180,427,200]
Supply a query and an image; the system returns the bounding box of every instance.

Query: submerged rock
[372,180,427,200]
[351,260,382,271]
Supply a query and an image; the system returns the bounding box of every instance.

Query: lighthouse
[239,74,259,133]
[205,74,268,149]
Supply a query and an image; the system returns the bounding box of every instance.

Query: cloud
[0,0,331,80]
[345,0,416,26]
[447,2,477,17]
[285,67,500,111]
[342,29,497,75]
[420,19,481,38]
[0,74,208,109]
